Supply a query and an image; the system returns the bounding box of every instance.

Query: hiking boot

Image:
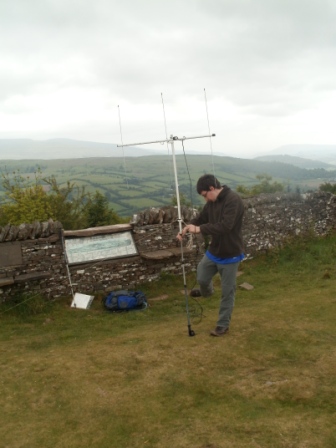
[210,326,229,337]
[189,289,202,297]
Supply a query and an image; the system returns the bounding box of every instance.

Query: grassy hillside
[1,233,336,447]
[1,155,336,217]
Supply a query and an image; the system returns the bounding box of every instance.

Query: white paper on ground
[71,293,94,309]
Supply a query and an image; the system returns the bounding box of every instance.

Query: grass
[1,234,336,448]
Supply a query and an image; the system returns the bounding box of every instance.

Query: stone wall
[0,207,201,300]
[0,221,66,298]
[242,191,336,256]
[1,192,335,300]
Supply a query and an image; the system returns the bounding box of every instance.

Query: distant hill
[5,136,336,218]
[2,154,336,217]
[3,139,336,164]
[270,145,336,166]
[254,154,333,170]
[0,138,170,159]
[0,138,234,160]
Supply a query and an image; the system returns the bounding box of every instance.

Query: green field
[1,155,335,217]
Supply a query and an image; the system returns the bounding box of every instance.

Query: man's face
[200,187,216,202]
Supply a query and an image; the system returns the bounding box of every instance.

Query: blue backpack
[103,290,148,312]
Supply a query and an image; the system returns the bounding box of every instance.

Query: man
[177,174,245,337]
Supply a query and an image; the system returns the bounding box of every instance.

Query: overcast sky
[1,0,336,158]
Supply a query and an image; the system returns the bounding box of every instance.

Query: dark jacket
[191,185,245,258]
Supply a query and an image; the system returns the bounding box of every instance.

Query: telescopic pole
[169,136,195,336]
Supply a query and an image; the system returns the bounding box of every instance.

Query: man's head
[196,174,222,202]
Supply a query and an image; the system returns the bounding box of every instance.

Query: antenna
[117,132,216,337]
[161,93,174,191]
[117,105,129,189]
[204,88,216,178]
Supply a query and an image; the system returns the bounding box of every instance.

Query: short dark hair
[196,174,222,194]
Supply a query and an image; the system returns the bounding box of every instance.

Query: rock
[239,282,254,290]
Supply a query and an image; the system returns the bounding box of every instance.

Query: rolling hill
[0,138,168,159]
[254,154,333,170]
[1,154,336,217]
[269,144,336,166]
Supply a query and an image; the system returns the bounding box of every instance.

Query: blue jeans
[197,254,240,329]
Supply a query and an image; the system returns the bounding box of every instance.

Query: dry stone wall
[1,192,335,301]
[242,191,336,256]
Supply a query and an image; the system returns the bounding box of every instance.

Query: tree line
[0,169,126,230]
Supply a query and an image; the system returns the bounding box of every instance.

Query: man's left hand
[176,224,200,241]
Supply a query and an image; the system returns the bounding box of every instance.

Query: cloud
[1,0,336,154]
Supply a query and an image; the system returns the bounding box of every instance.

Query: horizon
[1,137,336,165]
